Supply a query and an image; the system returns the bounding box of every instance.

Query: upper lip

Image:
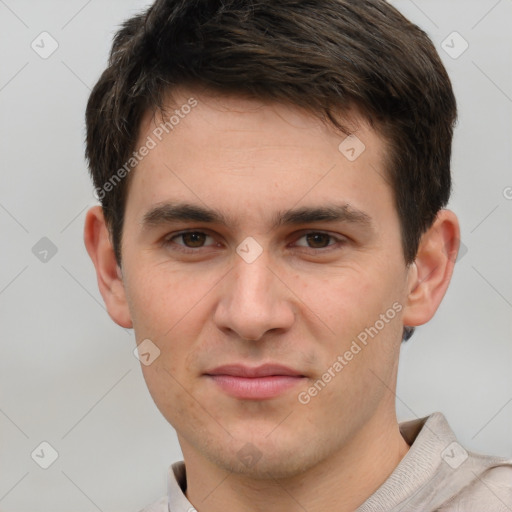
[205,364,305,378]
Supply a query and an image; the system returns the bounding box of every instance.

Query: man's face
[120,89,411,477]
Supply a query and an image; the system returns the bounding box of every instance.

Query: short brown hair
[85,0,456,270]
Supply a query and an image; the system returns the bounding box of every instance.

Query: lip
[204,364,306,400]
[205,364,304,378]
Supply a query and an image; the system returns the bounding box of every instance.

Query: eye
[163,230,217,252]
[293,231,345,250]
[162,229,347,255]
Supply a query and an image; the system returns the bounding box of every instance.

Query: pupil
[184,232,205,247]
[307,233,329,248]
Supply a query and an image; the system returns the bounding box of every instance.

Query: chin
[203,434,327,480]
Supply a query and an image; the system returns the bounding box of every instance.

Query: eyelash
[162,230,347,254]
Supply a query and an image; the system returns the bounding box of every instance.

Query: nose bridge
[234,249,273,300]
[230,241,278,311]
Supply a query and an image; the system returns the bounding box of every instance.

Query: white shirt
[140,412,512,511]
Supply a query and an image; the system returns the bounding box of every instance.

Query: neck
[181,409,410,512]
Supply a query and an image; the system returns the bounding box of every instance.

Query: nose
[213,248,295,341]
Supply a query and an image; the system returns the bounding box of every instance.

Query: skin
[84,87,460,512]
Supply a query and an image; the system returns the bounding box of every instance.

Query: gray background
[0,0,511,510]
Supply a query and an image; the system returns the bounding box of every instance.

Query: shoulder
[468,462,512,496]
[439,458,512,511]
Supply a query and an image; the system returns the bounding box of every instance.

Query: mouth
[204,364,307,400]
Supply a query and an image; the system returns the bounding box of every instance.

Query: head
[84,0,460,478]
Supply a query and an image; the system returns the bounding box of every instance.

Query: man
[83,0,512,510]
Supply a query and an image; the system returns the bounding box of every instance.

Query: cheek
[307,271,388,336]
[140,361,204,431]
[126,266,213,383]
[307,269,404,373]
[125,264,209,339]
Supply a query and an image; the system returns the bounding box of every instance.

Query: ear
[402,209,460,328]
[83,206,133,328]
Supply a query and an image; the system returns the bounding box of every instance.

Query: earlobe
[402,209,460,328]
[84,206,133,328]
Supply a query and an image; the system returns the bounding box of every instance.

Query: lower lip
[207,375,305,400]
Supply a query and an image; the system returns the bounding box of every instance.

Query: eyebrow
[141,201,374,232]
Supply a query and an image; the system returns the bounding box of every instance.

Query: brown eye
[180,232,207,248]
[294,232,341,250]
[305,233,332,248]
[163,231,216,252]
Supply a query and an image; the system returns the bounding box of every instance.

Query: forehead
[126,88,395,233]
[142,87,371,153]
